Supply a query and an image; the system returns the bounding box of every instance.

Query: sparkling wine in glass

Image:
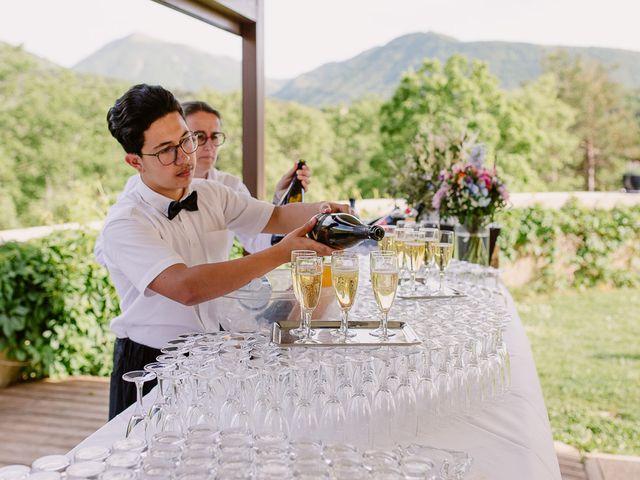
[434,230,455,294]
[378,225,397,251]
[295,255,323,344]
[290,250,317,338]
[393,227,409,274]
[369,251,399,340]
[419,227,438,292]
[405,230,426,293]
[330,252,359,339]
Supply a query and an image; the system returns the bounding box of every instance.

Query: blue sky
[1,0,639,78]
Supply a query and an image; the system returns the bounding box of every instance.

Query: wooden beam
[153,0,242,35]
[241,0,265,199]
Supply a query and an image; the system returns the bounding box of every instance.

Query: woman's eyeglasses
[194,130,226,147]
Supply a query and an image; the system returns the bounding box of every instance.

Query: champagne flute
[394,228,408,275]
[419,227,439,293]
[290,250,317,338]
[405,230,426,293]
[378,225,397,251]
[434,230,455,294]
[369,251,399,341]
[295,255,323,344]
[330,251,359,339]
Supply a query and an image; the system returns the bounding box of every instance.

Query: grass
[513,287,640,456]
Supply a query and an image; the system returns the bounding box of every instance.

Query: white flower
[478,197,491,207]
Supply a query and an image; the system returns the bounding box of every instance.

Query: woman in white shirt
[183,100,311,255]
[102,83,346,418]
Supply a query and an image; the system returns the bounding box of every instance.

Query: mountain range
[72,32,640,106]
[73,34,288,95]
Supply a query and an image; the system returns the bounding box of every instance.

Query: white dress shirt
[100,178,274,348]
[94,168,272,265]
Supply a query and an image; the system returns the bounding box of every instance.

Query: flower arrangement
[432,144,509,232]
[389,126,477,214]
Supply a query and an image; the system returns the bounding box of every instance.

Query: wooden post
[241,1,265,199]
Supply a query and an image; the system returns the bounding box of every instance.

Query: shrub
[498,201,640,290]
[0,229,118,379]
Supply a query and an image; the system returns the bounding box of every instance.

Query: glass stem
[340,309,349,334]
[134,380,144,416]
[381,311,389,339]
[303,310,312,338]
[439,270,445,293]
[410,272,417,292]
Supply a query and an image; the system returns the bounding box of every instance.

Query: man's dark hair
[182,100,222,121]
[107,84,184,154]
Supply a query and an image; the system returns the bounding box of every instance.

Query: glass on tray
[289,250,317,338]
[369,251,399,341]
[294,255,323,344]
[330,251,359,340]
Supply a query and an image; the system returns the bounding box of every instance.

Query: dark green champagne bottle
[308,213,385,249]
[271,160,306,245]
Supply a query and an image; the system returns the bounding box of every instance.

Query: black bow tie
[167,191,199,220]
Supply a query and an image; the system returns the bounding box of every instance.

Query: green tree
[500,74,579,190]
[378,55,504,195]
[379,55,581,196]
[323,96,385,198]
[544,52,640,190]
[0,44,128,226]
[265,99,340,202]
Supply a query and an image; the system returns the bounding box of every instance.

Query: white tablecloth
[70,287,561,480]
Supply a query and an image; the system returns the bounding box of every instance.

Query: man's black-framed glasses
[194,130,226,147]
[140,133,198,166]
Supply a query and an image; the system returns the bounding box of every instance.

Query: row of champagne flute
[378,225,455,295]
[289,250,401,342]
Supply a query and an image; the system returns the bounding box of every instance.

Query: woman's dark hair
[107,84,184,154]
[181,100,222,121]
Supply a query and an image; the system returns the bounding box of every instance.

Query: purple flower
[432,185,449,209]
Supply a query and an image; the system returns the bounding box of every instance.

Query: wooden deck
[0,377,588,478]
[0,376,109,467]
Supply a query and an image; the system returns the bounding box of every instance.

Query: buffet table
[69,270,561,480]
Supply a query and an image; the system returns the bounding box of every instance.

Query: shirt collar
[135,179,194,218]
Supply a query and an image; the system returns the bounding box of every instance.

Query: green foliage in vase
[389,127,476,211]
[433,152,510,230]
[0,230,118,378]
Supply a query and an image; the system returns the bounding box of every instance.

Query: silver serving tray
[271,320,421,347]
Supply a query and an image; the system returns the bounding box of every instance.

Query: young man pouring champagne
[100,84,347,418]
